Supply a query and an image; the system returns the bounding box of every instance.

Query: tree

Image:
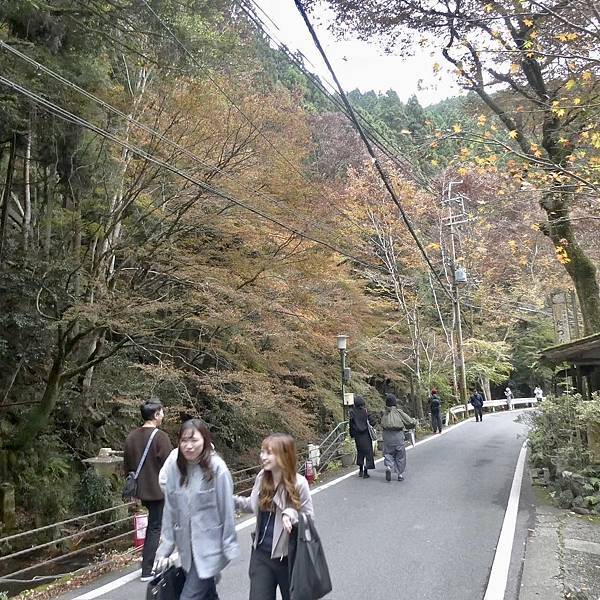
[308,0,600,334]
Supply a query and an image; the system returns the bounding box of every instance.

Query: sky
[252,0,462,107]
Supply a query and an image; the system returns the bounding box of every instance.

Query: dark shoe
[398,474,404,481]
[363,470,370,478]
[385,468,391,482]
[358,466,363,477]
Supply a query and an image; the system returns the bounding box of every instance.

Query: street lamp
[336,335,348,420]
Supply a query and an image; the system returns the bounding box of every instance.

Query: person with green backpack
[381,394,416,482]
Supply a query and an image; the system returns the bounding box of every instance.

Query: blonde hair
[258,433,301,511]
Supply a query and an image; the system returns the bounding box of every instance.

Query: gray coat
[156,451,239,579]
[234,470,313,559]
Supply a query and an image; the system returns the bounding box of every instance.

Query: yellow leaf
[477,114,487,126]
[510,63,519,74]
[565,79,576,90]
[452,124,462,134]
[523,18,534,27]
[457,167,468,176]
[508,130,519,139]
[582,71,592,81]
[433,62,441,73]
[484,3,493,12]
[431,159,439,166]
[573,98,581,105]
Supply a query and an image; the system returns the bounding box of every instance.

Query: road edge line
[483,440,528,600]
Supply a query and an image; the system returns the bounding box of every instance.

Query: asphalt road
[61,410,533,600]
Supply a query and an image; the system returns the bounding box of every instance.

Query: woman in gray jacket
[154,419,239,600]
[234,433,314,600]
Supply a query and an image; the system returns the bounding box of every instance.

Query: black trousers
[248,548,290,600]
[431,410,443,433]
[141,499,164,576]
[354,431,375,470]
[474,406,483,421]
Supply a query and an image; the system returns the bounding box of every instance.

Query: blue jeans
[180,561,219,600]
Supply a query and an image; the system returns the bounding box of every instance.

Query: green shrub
[12,435,77,524]
[75,469,115,516]
[528,394,591,473]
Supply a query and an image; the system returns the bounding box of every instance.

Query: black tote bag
[289,514,332,600]
[146,566,186,600]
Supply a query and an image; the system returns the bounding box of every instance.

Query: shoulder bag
[123,428,159,500]
[289,514,333,600]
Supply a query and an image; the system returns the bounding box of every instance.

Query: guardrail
[445,397,541,423]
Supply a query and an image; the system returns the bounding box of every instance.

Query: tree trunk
[22,122,32,252]
[481,376,492,403]
[541,189,600,335]
[0,134,17,267]
[42,166,52,260]
[8,348,64,451]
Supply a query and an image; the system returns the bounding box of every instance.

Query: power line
[0,74,386,272]
[293,0,452,299]
[0,40,365,245]
[140,0,448,283]
[239,0,434,192]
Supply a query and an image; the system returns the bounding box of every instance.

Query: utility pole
[443,181,469,410]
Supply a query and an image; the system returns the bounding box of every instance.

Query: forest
[0,0,598,525]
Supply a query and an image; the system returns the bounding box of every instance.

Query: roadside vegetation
[529,395,600,514]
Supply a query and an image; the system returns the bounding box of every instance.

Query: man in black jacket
[429,389,443,433]
[470,390,485,422]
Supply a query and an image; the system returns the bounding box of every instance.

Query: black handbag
[122,428,158,500]
[146,566,186,600]
[289,514,332,600]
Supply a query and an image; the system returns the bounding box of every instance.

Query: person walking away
[234,433,313,600]
[470,390,485,422]
[123,398,172,581]
[154,419,239,600]
[381,394,416,481]
[348,395,376,478]
[504,387,514,410]
[429,389,443,433]
[533,386,544,404]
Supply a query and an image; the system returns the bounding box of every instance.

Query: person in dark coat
[348,396,375,478]
[429,389,443,434]
[470,389,485,422]
[123,399,173,581]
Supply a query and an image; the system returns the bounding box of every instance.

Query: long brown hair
[258,433,301,511]
[176,419,213,486]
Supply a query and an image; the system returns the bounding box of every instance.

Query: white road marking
[72,414,479,599]
[74,569,142,599]
[483,440,528,600]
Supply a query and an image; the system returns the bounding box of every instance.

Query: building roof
[539,332,600,366]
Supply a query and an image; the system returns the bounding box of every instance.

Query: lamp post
[336,335,348,420]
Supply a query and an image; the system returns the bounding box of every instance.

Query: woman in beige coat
[234,433,314,600]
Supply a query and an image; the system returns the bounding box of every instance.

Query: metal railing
[0,502,136,583]
[445,397,541,423]
[316,421,348,472]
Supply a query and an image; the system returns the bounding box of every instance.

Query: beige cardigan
[234,470,313,559]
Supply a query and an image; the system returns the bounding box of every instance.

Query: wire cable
[293,0,451,298]
[0,74,385,272]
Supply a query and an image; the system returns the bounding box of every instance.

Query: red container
[305,459,315,483]
[133,513,148,549]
